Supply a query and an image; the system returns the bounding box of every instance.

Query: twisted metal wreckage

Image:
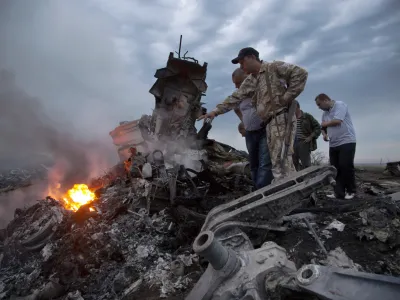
[107,37,400,299]
[1,37,400,299]
[187,167,400,300]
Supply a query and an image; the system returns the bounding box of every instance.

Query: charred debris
[385,161,400,177]
[1,37,400,300]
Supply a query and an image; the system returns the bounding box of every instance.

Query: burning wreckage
[1,42,400,300]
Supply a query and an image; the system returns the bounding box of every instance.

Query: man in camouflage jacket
[293,102,321,170]
[198,47,308,181]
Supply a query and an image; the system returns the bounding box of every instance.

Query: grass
[355,164,386,172]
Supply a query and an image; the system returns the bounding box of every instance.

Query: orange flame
[50,183,96,211]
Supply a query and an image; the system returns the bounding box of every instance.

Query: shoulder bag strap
[264,64,283,137]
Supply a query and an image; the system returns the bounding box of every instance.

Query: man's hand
[302,135,313,143]
[321,121,329,127]
[322,133,329,142]
[197,111,217,122]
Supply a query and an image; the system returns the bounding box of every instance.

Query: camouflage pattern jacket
[213,61,308,121]
[298,111,321,152]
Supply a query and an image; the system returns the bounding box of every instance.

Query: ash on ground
[1,166,400,300]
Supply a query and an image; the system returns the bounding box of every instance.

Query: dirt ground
[1,167,399,300]
[276,167,400,272]
[139,167,400,299]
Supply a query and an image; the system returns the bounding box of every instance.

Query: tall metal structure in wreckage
[149,35,208,139]
[110,36,208,161]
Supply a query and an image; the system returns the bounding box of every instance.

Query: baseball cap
[231,47,259,64]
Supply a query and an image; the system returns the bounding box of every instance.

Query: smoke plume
[0,69,114,179]
[0,69,117,226]
[0,0,152,227]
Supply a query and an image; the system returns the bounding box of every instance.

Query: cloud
[321,0,387,31]
[93,0,217,66]
[371,10,400,30]
[283,39,318,64]
[254,40,277,61]
[113,37,137,64]
[196,0,281,62]
[371,36,390,45]
[0,0,153,142]
[309,41,398,80]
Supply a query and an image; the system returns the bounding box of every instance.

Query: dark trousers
[293,139,311,171]
[245,128,273,189]
[329,143,356,198]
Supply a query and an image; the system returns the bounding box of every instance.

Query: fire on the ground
[49,183,96,211]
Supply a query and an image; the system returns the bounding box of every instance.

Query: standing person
[198,47,308,182]
[293,102,321,170]
[232,68,273,189]
[315,93,356,200]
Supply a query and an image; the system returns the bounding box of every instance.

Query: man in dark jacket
[293,102,321,170]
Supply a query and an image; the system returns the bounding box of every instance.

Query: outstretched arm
[197,74,256,121]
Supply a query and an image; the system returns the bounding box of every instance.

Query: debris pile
[0,185,201,299]
[2,166,400,299]
[271,171,400,277]
[0,167,48,193]
[385,161,400,177]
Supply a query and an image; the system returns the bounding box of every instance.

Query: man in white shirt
[315,93,357,200]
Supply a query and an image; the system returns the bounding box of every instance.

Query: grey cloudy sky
[1,0,400,164]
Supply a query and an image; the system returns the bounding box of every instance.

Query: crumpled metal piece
[325,219,345,232]
[66,290,84,300]
[321,247,361,270]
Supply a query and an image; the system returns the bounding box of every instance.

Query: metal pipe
[296,264,400,300]
[193,231,229,270]
[303,218,328,256]
[178,35,182,58]
[225,162,250,176]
